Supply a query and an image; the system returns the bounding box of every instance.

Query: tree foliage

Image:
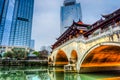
[3,48,29,59]
[33,51,39,56]
[3,51,14,58]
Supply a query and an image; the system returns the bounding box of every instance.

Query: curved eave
[74,22,91,27]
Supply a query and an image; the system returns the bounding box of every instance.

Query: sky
[32,0,120,51]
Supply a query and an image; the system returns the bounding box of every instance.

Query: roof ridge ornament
[73,20,76,24]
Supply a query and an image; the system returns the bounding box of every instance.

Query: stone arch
[55,50,68,66]
[80,42,120,72]
[70,50,78,64]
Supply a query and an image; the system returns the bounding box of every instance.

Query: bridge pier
[64,64,76,72]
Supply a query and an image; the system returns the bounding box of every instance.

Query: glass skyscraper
[30,40,35,49]
[2,0,15,46]
[0,0,9,45]
[0,0,34,48]
[60,0,82,34]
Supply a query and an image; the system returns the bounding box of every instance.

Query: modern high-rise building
[30,40,35,49]
[9,0,34,48]
[0,0,34,48]
[0,0,9,45]
[60,0,82,34]
[1,0,15,46]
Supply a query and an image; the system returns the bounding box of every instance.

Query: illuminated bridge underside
[55,50,68,66]
[80,45,120,72]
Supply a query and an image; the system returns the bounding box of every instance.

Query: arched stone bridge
[49,26,120,72]
[49,9,120,73]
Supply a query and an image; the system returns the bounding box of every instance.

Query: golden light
[55,50,68,66]
[80,30,83,33]
[81,45,120,67]
[71,50,78,61]
[70,50,78,64]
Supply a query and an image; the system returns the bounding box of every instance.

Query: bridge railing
[53,38,76,51]
[78,25,120,43]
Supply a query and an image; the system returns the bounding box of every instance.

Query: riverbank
[0,60,48,66]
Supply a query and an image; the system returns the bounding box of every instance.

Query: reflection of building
[60,0,82,34]
[0,68,49,80]
[0,0,34,48]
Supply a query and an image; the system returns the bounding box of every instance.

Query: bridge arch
[79,42,120,72]
[70,50,78,64]
[55,50,69,66]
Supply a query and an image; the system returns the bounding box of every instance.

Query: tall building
[0,0,9,45]
[1,0,15,46]
[30,40,35,49]
[60,0,82,34]
[0,0,34,48]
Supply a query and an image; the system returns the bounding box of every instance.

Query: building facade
[1,0,15,46]
[0,0,34,48]
[60,0,82,34]
[9,0,34,48]
[30,39,35,49]
[0,0,9,45]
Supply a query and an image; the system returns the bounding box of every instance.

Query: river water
[0,66,120,80]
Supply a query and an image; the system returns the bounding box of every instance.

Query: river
[0,66,120,80]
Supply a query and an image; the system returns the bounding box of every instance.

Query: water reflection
[0,67,120,80]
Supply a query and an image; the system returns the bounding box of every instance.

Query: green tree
[33,51,39,56]
[33,51,43,59]
[11,48,29,59]
[3,51,14,58]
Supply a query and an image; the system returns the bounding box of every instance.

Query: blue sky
[32,0,120,50]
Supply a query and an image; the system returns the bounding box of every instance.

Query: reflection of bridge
[48,67,120,80]
[49,9,120,73]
